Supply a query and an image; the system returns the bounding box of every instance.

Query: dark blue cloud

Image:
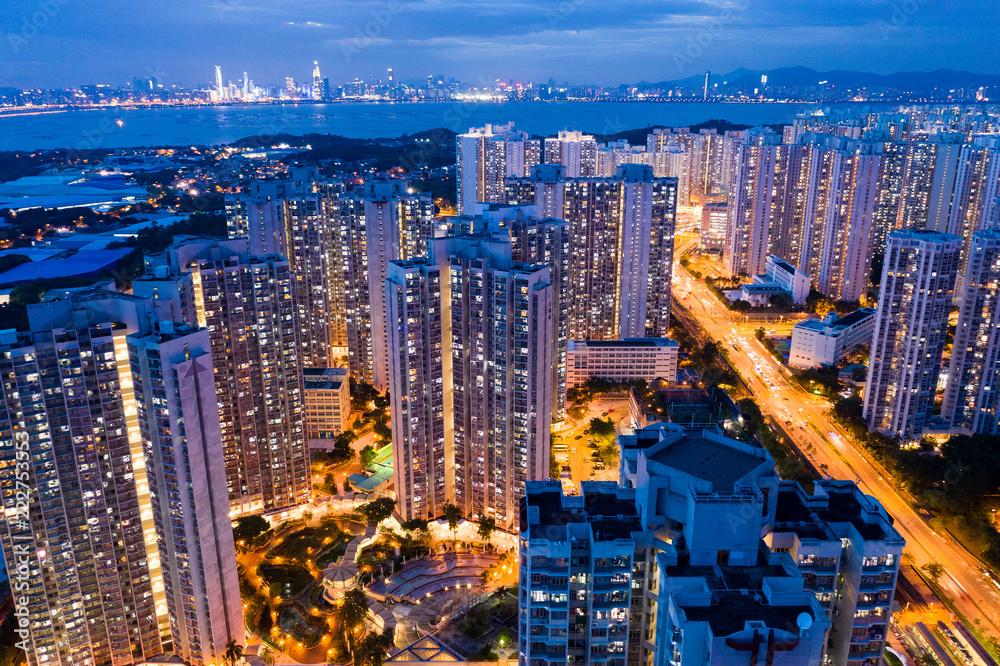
[0,0,993,89]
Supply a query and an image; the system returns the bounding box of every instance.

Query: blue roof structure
[0,248,133,285]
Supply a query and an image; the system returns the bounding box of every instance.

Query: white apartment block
[567,338,678,389]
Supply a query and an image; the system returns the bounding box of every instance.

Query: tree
[477,515,497,544]
[755,326,766,341]
[588,417,616,439]
[731,299,752,312]
[401,517,429,532]
[768,292,793,312]
[922,561,944,585]
[360,445,378,467]
[224,640,244,666]
[358,497,396,524]
[354,631,394,666]
[350,378,380,411]
[442,502,463,540]
[735,398,763,438]
[233,515,270,551]
[338,587,370,644]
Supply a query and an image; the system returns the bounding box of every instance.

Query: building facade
[303,367,352,439]
[864,229,961,439]
[388,234,554,530]
[138,237,309,516]
[788,308,877,369]
[567,339,678,389]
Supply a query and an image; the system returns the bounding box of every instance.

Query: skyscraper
[312,61,323,100]
[943,230,1000,434]
[456,123,540,215]
[136,237,308,516]
[506,164,677,340]
[896,132,964,232]
[363,179,435,390]
[543,130,598,177]
[225,167,347,366]
[214,65,224,100]
[864,229,961,439]
[129,324,243,666]
[0,291,244,666]
[388,234,554,530]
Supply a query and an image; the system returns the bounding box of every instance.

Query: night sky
[0,0,991,89]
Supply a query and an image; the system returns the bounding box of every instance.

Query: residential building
[456,122,540,215]
[0,293,165,666]
[699,201,727,252]
[519,482,644,666]
[138,236,309,516]
[864,229,961,439]
[225,167,346,366]
[566,338,678,389]
[519,425,837,666]
[768,480,904,666]
[544,130,598,177]
[943,230,1000,433]
[303,367,352,439]
[387,234,554,530]
[0,291,244,666]
[506,164,677,340]
[364,178,435,390]
[725,128,784,276]
[129,323,244,666]
[788,308,877,369]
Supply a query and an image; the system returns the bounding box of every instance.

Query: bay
[0,100,878,151]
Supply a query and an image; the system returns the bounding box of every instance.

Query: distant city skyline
[1,0,997,89]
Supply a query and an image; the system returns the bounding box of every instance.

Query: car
[588,442,598,449]
[571,447,576,454]
[561,465,571,473]
[608,408,615,413]
[575,434,583,440]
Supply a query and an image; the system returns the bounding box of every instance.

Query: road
[672,235,1000,649]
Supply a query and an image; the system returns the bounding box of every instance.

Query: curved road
[673,236,1000,647]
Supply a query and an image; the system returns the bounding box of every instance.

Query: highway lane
[671,243,1000,648]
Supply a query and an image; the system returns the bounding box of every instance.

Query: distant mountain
[646,67,1000,92]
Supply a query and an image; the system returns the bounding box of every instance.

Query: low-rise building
[303,367,351,439]
[788,308,877,369]
[738,255,811,305]
[567,338,679,389]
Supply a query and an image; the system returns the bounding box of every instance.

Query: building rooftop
[303,367,349,390]
[0,248,133,286]
[830,307,877,329]
[570,337,678,349]
[680,593,812,637]
[521,481,640,541]
[774,481,898,543]
[649,434,767,489]
[668,548,815,637]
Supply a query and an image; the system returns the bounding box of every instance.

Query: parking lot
[553,397,631,491]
